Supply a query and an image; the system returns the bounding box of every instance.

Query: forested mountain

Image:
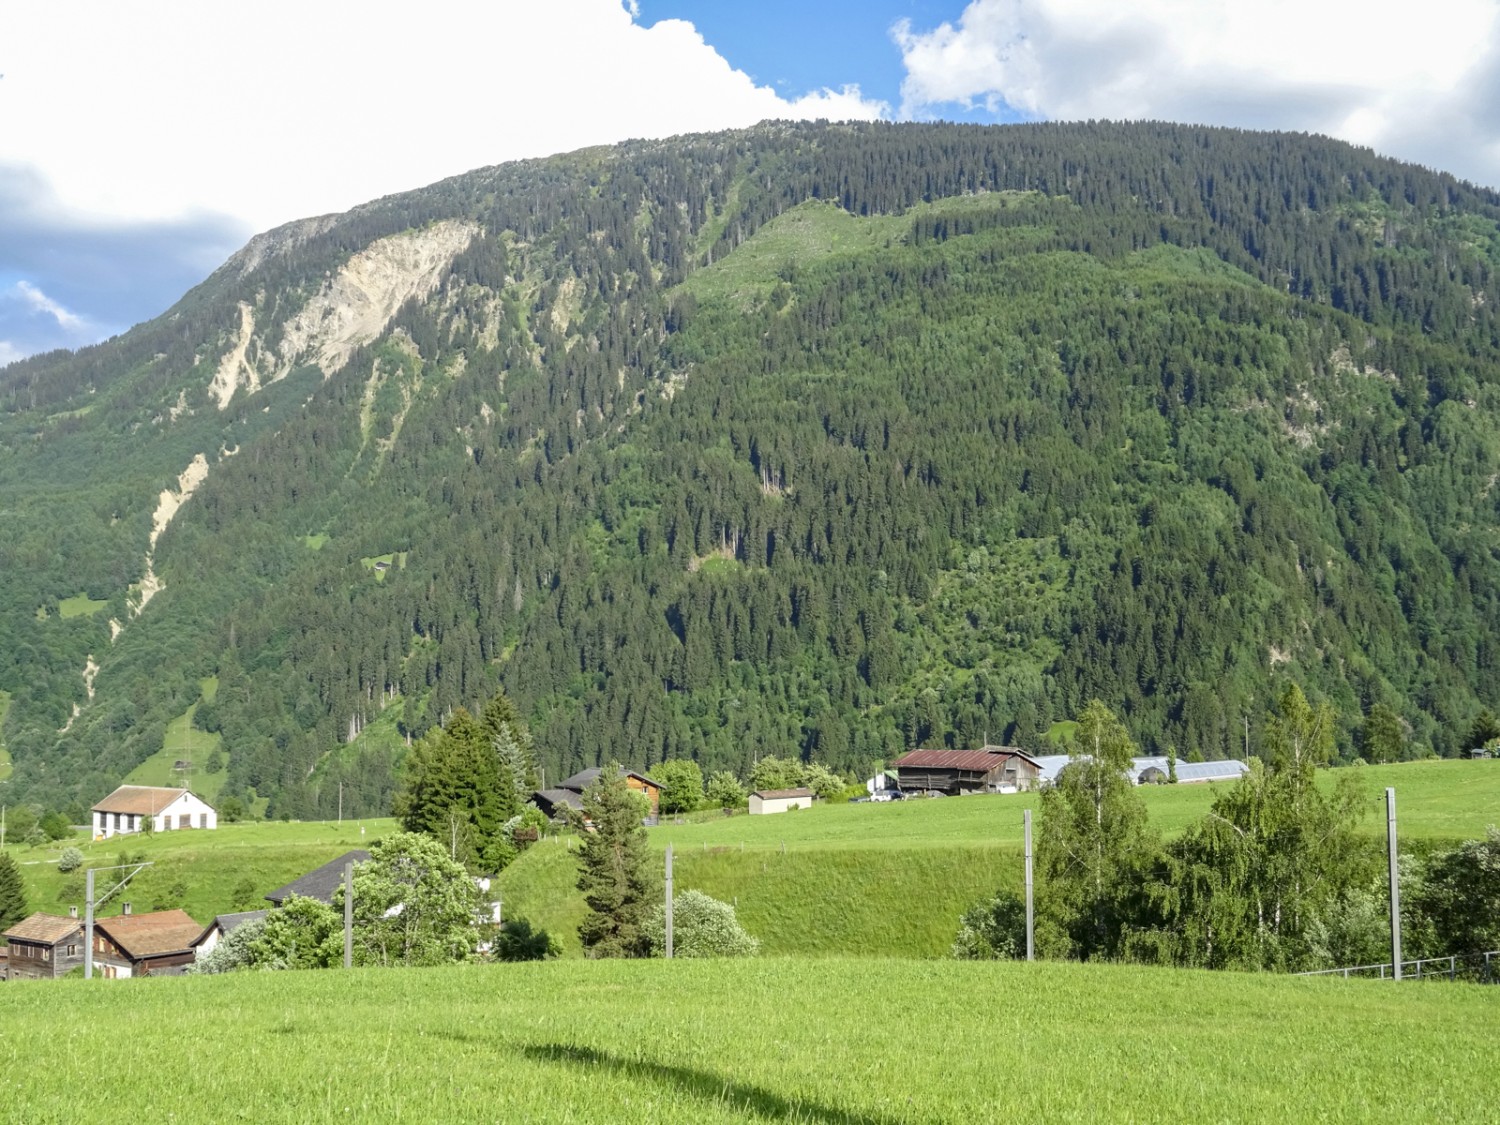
[4,121,1500,818]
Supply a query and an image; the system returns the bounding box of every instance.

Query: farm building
[192,910,269,957]
[91,785,217,839]
[3,911,86,981]
[749,788,815,814]
[91,907,206,978]
[534,767,663,819]
[1033,755,1250,786]
[892,747,1043,795]
[265,850,370,906]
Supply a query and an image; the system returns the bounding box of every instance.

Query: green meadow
[56,591,109,618]
[500,759,1500,958]
[122,678,230,802]
[1,958,1495,1123]
[13,818,397,922]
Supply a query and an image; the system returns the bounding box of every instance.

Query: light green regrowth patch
[302,533,329,551]
[0,689,12,780]
[1045,720,1079,745]
[680,200,905,308]
[124,694,226,800]
[57,592,109,619]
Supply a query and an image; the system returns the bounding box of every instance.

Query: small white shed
[91,785,218,839]
[748,787,815,815]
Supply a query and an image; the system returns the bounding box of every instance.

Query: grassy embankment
[12,817,397,923]
[500,759,1500,958]
[2,958,1496,1122]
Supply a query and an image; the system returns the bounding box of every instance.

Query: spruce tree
[573,763,659,958]
[0,851,28,933]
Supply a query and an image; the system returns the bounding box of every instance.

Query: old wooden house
[892,747,1043,795]
[3,911,86,980]
[535,767,663,819]
[92,907,206,978]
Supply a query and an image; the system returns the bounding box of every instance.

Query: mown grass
[11,817,397,923]
[1,958,1495,1122]
[500,759,1500,958]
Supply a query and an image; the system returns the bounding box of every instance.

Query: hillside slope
[3,122,1500,814]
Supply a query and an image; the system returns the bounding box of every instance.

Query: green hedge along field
[1,958,1494,1123]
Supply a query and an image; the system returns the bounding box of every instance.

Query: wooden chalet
[533,766,662,818]
[3,911,86,981]
[92,907,207,978]
[892,746,1042,795]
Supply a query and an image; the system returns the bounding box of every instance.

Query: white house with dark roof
[91,785,217,839]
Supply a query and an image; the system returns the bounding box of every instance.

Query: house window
[113,812,121,831]
[179,814,191,829]
[42,947,50,961]
[67,944,77,956]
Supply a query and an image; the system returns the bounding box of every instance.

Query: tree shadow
[518,1042,915,1125]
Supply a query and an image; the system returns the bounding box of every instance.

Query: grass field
[122,678,232,802]
[11,817,398,923]
[498,759,1500,958]
[56,591,108,618]
[0,958,1495,1122]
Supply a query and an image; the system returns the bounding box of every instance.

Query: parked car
[870,790,906,802]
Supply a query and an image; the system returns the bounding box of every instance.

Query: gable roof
[558,767,661,792]
[264,850,370,906]
[751,787,815,800]
[92,785,192,815]
[4,912,83,944]
[893,747,1037,772]
[533,787,585,812]
[95,910,205,958]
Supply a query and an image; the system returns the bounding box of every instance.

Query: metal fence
[1298,950,1498,983]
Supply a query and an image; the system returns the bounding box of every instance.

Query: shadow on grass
[518,1042,912,1124]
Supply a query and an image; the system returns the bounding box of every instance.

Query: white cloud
[15,281,87,331]
[0,0,885,237]
[0,340,23,368]
[894,0,1500,189]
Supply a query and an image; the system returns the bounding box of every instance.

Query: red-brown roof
[4,912,83,944]
[95,910,206,958]
[893,747,1038,771]
[751,787,815,800]
[91,785,190,815]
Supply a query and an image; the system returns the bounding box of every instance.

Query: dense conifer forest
[3,121,1499,817]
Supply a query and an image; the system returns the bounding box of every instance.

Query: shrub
[951,889,1027,960]
[705,771,747,810]
[57,847,84,873]
[644,890,759,958]
[493,917,559,961]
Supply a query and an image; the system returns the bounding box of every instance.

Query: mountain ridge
[3,120,1499,817]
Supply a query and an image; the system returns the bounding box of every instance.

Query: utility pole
[338,781,343,826]
[343,860,353,969]
[83,861,152,979]
[1387,787,1402,981]
[1024,809,1035,962]
[663,846,675,960]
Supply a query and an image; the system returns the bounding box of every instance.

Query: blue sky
[3,0,1499,366]
[637,2,984,117]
